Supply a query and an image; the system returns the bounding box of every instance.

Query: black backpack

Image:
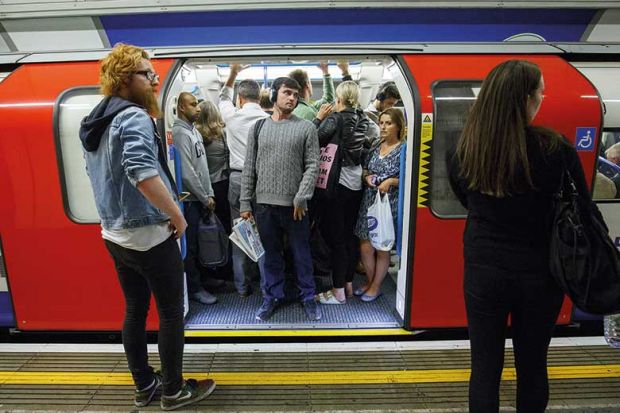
[549,161,620,315]
[198,212,229,268]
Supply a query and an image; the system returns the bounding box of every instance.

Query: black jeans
[255,204,316,301]
[464,261,564,413]
[104,236,184,397]
[321,184,362,288]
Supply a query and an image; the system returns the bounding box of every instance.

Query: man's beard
[130,87,162,118]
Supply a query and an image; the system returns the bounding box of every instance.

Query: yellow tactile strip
[1,364,619,386]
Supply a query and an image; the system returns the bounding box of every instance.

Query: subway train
[0,7,619,337]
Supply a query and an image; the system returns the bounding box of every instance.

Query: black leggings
[320,184,362,289]
[464,261,564,413]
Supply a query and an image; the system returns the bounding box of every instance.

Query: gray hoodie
[172,118,214,204]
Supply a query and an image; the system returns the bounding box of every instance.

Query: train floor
[0,337,618,412]
[185,269,402,330]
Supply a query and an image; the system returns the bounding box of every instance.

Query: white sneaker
[190,289,217,305]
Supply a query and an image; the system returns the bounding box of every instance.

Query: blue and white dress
[354,143,402,241]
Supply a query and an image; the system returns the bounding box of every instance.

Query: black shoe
[134,371,162,407]
[302,298,322,321]
[160,378,216,411]
[255,298,281,321]
[238,286,253,298]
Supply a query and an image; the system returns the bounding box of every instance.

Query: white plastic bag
[367,189,395,251]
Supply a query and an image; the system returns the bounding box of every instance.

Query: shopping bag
[367,190,395,251]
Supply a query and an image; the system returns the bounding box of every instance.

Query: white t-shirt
[102,222,172,251]
[339,165,363,191]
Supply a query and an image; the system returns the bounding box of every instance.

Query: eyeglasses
[134,70,159,83]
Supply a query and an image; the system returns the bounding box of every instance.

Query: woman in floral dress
[354,108,405,301]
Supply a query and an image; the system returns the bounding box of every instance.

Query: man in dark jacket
[79,43,215,411]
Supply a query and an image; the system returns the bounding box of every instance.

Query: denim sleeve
[117,108,160,187]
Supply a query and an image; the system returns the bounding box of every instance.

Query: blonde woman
[195,100,233,276]
[353,108,405,302]
[314,81,370,304]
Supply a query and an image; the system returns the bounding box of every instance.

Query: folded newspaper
[230,218,265,262]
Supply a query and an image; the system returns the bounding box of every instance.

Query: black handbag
[549,157,620,315]
[198,211,229,268]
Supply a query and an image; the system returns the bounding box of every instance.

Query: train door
[0,59,176,330]
[401,55,603,329]
[161,56,416,331]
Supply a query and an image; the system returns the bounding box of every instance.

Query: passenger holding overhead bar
[314,81,370,304]
[218,63,269,297]
[290,61,340,123]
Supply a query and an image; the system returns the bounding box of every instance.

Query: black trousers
[464,261,564,413]
[104,236,184,397]
[320,184,362,289]
[183,201,204,293]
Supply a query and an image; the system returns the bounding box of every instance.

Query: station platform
[0,337,618,412]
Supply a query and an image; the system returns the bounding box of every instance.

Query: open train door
[401,55,603,329]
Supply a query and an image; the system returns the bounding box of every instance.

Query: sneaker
[160,378,216,411]
[255,298,281,321]
[134,371,162,407]
[303,298,322,321]
[190,289,217,305]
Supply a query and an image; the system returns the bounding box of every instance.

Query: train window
[429,80,481,218]
[593,129,620,201]
[56,88,103,222]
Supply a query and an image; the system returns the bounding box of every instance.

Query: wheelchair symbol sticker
[575,127,596,151]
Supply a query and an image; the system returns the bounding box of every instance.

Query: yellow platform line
[1,365,619,386]
[184,328,413,337]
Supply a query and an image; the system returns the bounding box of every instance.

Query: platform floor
[0,338,618,412]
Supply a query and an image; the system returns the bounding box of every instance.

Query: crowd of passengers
[172,61,404,321]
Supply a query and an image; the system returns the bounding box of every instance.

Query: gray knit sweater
[240,115,319,212]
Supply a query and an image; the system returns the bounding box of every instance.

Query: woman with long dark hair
[447,60,590,412]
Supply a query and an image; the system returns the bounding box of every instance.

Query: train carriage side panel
[0,59,175,330]
[402,54,602,328]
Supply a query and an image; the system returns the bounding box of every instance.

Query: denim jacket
[80,97,177,230]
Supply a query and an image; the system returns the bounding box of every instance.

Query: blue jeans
[464,261,564,413]
[104,236,184,397]
[229,171,262,294]
[255,204,316,301]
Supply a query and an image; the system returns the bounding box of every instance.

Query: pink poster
[315,143,338,189]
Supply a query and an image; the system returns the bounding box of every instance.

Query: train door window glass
[429,80,481,218]
[593,129,620,201]
[56,88,103,222]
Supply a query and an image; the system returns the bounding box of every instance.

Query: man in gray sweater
[172,92,217,305]
[240,77,321,321]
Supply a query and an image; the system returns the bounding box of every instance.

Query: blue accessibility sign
[575,127,597,151]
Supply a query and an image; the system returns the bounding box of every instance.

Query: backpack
[549,157,620,315]
[198,212,229,268]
